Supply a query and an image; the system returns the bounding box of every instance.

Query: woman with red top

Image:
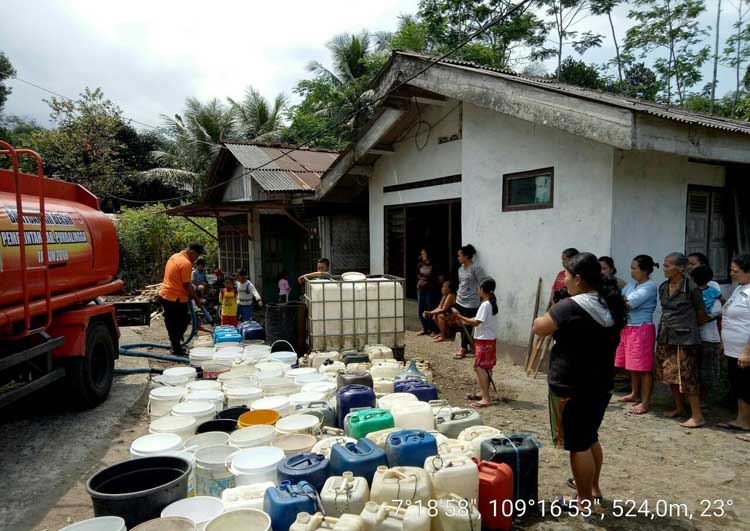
[552,248,579,303]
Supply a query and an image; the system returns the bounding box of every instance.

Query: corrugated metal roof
[223,142,338,192]
[397,51,750,136]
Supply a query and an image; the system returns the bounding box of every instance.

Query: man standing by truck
[159,242,205,356]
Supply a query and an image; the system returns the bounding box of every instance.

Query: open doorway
[385,200,461,299]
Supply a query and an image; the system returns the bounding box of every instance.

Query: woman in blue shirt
[615,255,659,414]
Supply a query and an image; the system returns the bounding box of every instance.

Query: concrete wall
[369,103,462,273]
[461,103,616,348]
[610,150,725,288]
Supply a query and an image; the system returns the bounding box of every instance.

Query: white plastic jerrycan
[370,466,432,505]
[391,401,434,431]
[433,494,482,531]
[366,428,401,449]
[370,360,404,380]
[435,408,482,439]
[291,511,365,531]
[457,425,504,457]
[321,471,371,517]
[437,439,476,460]
[360,501,430,531]
[423,454,479,502]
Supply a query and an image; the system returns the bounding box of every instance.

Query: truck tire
[68,321,115,409]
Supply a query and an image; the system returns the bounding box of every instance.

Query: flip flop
[737,434,750,443]
[453,354,466,359]
[716,422,749,431]
[466,393,481,400]
[469,402,492,409]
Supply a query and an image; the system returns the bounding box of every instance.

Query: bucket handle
[271,340,296,354]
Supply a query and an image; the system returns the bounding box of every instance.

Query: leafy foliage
[624,0,710,105]
[228,86,287,142]
[541,1,605,79]
[0,52,15,114]
[556,57,605,88]
[116,205,217,292]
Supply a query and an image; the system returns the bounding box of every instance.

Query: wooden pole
[533,335,553,378]
[526,334,545,375]
[525,277,543,367]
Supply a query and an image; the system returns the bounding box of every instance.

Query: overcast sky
[1,0,738,131]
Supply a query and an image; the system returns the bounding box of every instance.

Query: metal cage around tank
[304,274,405,352]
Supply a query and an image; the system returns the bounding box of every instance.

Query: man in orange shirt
[159,242,205,355]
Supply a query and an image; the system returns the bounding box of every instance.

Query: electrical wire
[91,0,535,207]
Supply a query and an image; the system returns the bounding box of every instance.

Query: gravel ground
[3,322,748,530]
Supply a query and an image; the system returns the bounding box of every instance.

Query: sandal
[716,422,750,431]
[737,434,750,443]
[469,401,491,409]
[466,393,481,401]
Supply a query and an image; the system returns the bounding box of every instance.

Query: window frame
[502,167,555,212]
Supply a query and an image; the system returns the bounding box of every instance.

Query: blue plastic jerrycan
[393,380,439,402]
[385,429,438,467]
[276,452,330,492]
[336,384,376,428]
[264,480,319,531]
[329,438,388,485]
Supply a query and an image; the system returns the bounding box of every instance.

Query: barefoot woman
[615,255,658,414]
[655,253,709,428]
[533,252,626,508]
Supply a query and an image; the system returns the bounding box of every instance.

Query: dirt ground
[3,321,748,531]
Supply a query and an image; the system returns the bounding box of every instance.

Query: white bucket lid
[223,379,259,391]
[275,414,319,433]
[190,348,215,358]
[255,360,285,374]
[186,389,224,401]
[297,372,331,384]
[161,496,224,525]
[59,516,127,531]
[172,401,215,417]
[301,382,336,396]
[226,386,263,399]
[252,396,290,412]
[214,350,244,362]
[287,367,316,378]
[150,415,197,433]
[215,342,242,349]
[229,424,276,446]
[231,446,285,473]
[150,386,186,400]
[164,366,198,378]
[270,351,297,364]
[131,433,183,456]
[274,434,318,454]
[195,444,237,467]
[219,367,259,381]
[342,271,367,281]
[184,431,230,452]
[187,380,222,391]
[289,392,326,405]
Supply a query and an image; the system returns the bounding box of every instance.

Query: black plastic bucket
[216,406,250,421]
[196,418,238,434]
[86,456,190,529]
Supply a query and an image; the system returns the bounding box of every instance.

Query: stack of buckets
[82,327,539,531]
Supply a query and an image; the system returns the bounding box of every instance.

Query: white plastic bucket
[378,392,418,412]
[300,382,337,400]
[130,433,183,459]
[190,348,215,367]
[187,380,223,392]
[201,361,232,379]
[215,342,242,350]
[149,386,187,419]
[252,396,292,417]
[195,445,237,498]
[130,517,196,531]
[260,378,299,397]
[274,434,318,456]
[229,424,277,448]
[184,431,230,453]
[59,516,127,531]
[163,366,198,385]
[287,367,316,379]
[229,446,285,486]
[214,350,244,364]
[184,390,225,413]
[289,391,326,406]
[270,351,297,367]
[205,508,271,531]
[274,414,320,435]
[150,415,198,442]
[172,402,217,426]
[296,371,331,385]
[161,496,224,530]
[225,386,263,408]
[255,361,285,380]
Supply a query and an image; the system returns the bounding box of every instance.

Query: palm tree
[141,97,235,193]
[228,86,288,142]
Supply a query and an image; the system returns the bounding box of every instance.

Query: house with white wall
[318,51,750,363]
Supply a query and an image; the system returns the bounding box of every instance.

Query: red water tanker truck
[0,141,136,408]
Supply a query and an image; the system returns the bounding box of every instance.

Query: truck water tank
[0,187,118,309]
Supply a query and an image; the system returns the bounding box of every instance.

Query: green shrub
[116,205,217,292]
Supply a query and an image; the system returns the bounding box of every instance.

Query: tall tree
[710,0,722,113]
[723,0,750,114]
[0,52,16,114]
[621,62,660,100]
[625,0,710,105]
[590,0,624,83]
[228,87,287,142]
[556,56,604,88]
[541,0,604,80]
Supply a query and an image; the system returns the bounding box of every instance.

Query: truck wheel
[68,321,115,409]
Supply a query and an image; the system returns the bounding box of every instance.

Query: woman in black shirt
[533,252,627,510]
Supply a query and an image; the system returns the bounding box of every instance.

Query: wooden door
[685,187,729,282]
